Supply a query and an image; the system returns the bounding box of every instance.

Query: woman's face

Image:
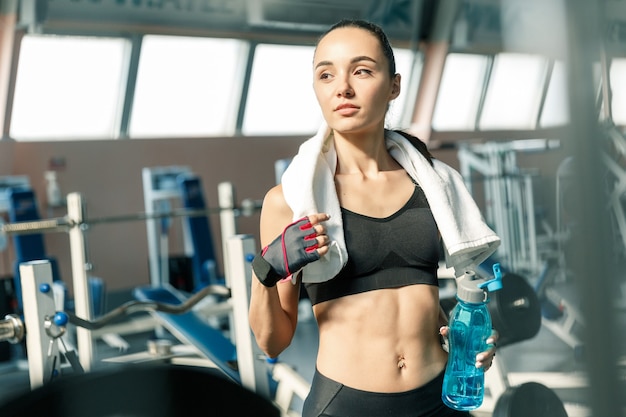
[313,26,400,135]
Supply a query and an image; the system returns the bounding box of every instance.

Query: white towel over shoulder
[281,124,500,283]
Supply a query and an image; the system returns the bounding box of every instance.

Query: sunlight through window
[539,60,569,128]
[387,48,419,130]
[11,35,127,140]
[479,53,548,130]
[242,44,321,136]
[130,35,247,138]
[611,58,626,126]
[432,53,488,131]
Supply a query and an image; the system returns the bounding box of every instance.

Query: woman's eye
[319,72,332,80]
[355,68,372,76]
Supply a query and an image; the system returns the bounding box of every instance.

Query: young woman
[249,19,499,417]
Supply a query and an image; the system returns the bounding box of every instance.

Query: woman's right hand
[252,213,331,287]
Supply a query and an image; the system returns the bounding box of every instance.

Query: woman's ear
[390,73,401,99]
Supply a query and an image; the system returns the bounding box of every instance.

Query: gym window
[387,48,421,130]
[130,35,248,138]
[10,35,128,141]
[241,44,321,136]
[539,60,569,128]
[432,53,489,131]
[479,53,549,130]
[610,58,626,126]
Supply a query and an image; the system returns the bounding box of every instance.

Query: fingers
[439,326,449,337]
[439,326,450,352]
[488,329,499,346]
[479,330,498,370]
[304,213,331,255]
[476,344,497,370]
[476,354,494,371]
[439,325,496,370]
[304,234,330,254]
[440,324,497,371]
[307,213,331,225]
[314,235,330,257]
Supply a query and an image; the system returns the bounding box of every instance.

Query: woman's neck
[332,129,400,177]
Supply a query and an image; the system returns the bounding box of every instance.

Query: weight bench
[132,284,241,384]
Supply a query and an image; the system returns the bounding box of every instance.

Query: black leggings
[302,368,471,417]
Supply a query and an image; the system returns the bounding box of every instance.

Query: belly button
[397,355,406,369]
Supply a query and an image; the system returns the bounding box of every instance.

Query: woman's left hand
[475,329,498,371]
[439,327,499,372]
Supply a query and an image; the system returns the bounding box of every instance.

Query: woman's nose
[337,84,354,98]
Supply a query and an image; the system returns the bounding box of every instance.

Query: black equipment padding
[493,382,568,417]
[0,364,281,417]
[489,272,542,347]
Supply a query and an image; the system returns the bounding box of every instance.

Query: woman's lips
[335,103,359,116]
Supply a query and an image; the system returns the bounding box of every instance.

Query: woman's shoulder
[259,185,295,246]
[263,184,288,211]
[261,184,294,223]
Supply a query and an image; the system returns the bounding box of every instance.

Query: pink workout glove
[252,217,321,287]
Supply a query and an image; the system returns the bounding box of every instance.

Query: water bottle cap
[478,262,504,292]
[456,271,488,303]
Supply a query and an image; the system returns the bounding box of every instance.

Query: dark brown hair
[392,130,434,167]
[317,19,396,78]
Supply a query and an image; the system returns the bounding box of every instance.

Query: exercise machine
[457,139,561,277]
[143,166,196,289]
[0,176,31,364]
[142,166,257,292]
[456,142,615,415]
[457,139,589,349]
[0,185,305,413]
[0,237,310,416]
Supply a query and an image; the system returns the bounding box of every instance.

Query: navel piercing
[397,356,406,369]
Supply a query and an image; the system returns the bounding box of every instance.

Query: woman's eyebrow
[351,55,377,65]
[315,55,377,70]
[315,60,332,69]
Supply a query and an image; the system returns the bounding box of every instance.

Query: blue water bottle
[442,264,503,411]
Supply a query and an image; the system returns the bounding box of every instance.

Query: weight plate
[489,273,542,347]
[494,382,568,417]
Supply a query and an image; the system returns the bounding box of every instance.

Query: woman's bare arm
[248,185,301,357]
[249,184,331,357]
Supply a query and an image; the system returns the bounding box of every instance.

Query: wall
[0,141,14,174]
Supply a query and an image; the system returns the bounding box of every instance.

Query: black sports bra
[304,185,440,305]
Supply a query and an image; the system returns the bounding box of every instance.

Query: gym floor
[0,282,623,417]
